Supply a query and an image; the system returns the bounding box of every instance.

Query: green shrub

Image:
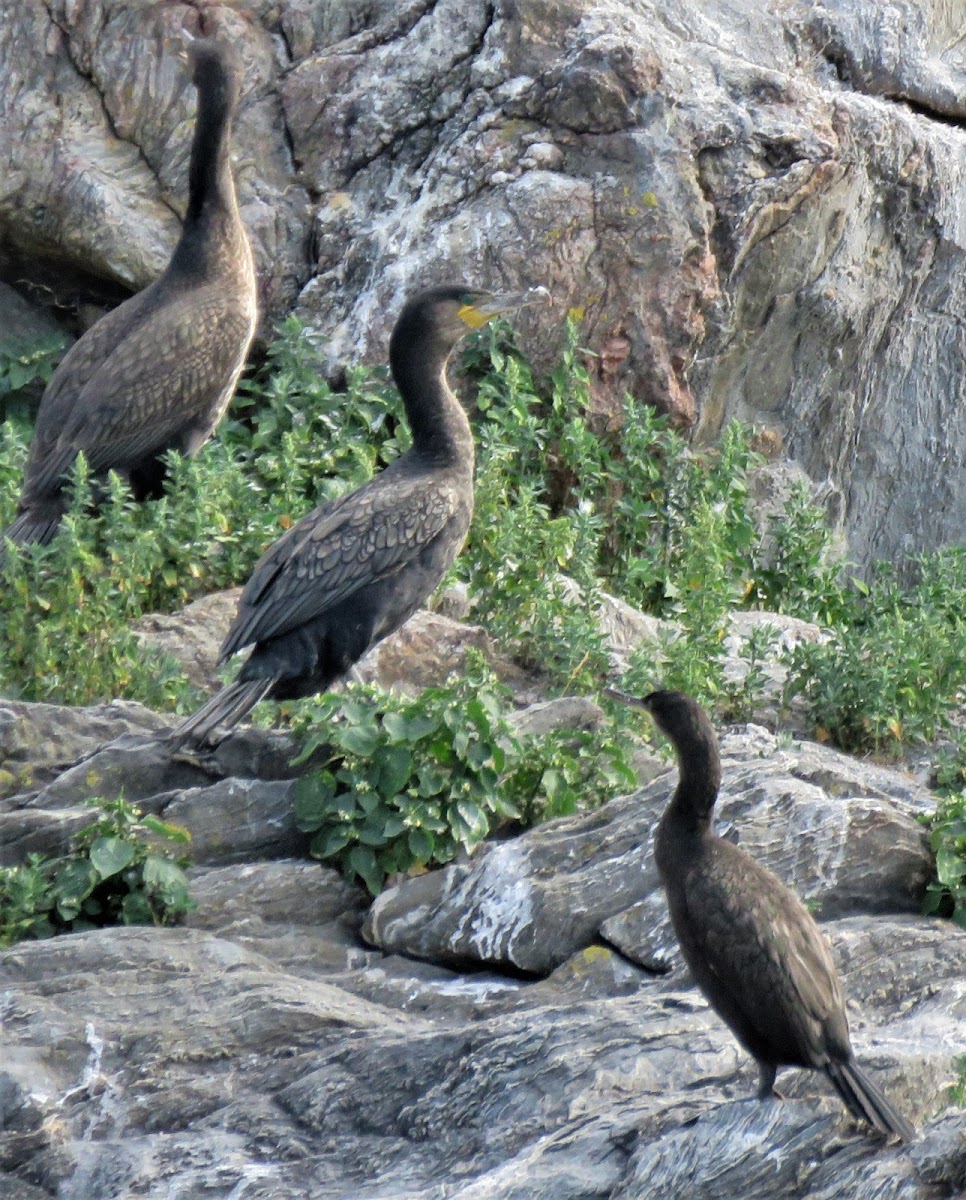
[0,318,407,709]
[783,552,966,754]
[0,796,194,947]
[921,731,966,929]
[0,330,67,423]
[289,662,636,895]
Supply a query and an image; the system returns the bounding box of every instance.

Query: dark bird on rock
[2,37,257,552]
[171,283,548,748]
[607,687,915,1143]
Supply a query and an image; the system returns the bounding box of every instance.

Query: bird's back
[659,826,852,1073]
[222,451,472,665]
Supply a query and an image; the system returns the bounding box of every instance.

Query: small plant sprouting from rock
[947,1055,966,1107]
[0,330,67,423]
[289,661,637,895]
[922,733,966,930]
[0,796,194,947]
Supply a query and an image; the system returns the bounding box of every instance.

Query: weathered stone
[0,698,169,794]
[132,589,242,695]
[356,608,532,694]
[133,592,537,703]
[0,0,311,332]
[156,776,303,865]
[365,726,933,973]
[4,1,965,565]
[558,575,672,671]
[0,907,958,1200]
[507,695,605,738]
[186,859,365,929]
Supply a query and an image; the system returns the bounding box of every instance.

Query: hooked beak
[602,687,652,713]
[458,285,552,328]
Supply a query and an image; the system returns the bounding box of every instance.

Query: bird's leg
[756,1063,783,1101]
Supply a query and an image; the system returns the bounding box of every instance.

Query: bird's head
[605,687,718,757]
[391,284,550,360]
[184,37,244,103]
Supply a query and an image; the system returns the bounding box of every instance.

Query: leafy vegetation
[290,659,637,893]
[921,733,966,929]
[0,331,66,423]
[2,317,966,914]
[0,796,194,947]
[0,320,406,708]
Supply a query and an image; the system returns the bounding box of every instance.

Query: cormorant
[608,687,915,1142]
[171,283,546,747]
[2,37,256,551]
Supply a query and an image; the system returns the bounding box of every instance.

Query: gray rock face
[3,1,966,567]
[0,693,961,1199]
[365,726,933,972]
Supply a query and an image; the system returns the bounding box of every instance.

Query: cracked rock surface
[2,1,966,567]
[0,672,962,1198]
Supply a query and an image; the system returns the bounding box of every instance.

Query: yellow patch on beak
[457,304,493,329]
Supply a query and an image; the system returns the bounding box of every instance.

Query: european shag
[2,37,257,551]
[171,284,547,747]
[608,687,914,1142]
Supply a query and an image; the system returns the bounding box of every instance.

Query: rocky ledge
[0,600,963,1199]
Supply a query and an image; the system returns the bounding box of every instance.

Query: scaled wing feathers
[220,473,462,660]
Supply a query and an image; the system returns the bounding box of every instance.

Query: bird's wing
[22,289,158,477]
[220,471,464,660]
[682,840,846,1061]
[22,286,252,502]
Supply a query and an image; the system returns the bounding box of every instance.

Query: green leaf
[407,827,435,862]
[89,836,136,880]
[357,820,390,847]
[53,861,98,919]
[142,855,189,892]
[381,812,407,838]
[936,845,966,886]
[121,892,155,925]
[347,845,384,896]
[377,745,413,796]
[455,798,488,840]
[335,723,379,757]
[489,793,522,820]
[310,826,354,860]
[294,772,338,829]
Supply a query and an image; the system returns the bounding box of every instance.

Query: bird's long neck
[655,735,722,870]
[170,79,244,279]
[391,344,474,468]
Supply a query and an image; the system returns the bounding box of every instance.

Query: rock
[364,726,933,973]
[722,609,830,729]
[131,589,242,696]
[507,695,605,738]
[0,685,957,1199]
[356,608,531,694]
[3,2,965,565]
[0,698,169,795]
[133,593,536,700]
[0,905,958,1199]
[0,282,70,403]
[557,576,671,672]
[0,3,310,331]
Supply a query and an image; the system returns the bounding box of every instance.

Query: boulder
[1,2,964,566]
[364,726,933,973]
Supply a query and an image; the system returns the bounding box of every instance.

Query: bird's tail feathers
[825,1059,915,1143]
[168,677,276,750]
[1,502,66,562]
